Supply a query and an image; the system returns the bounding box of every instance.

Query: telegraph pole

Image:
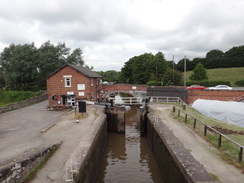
[184,55,186,87]
[173,55,174,86]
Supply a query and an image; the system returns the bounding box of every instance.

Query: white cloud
[0,0,244,71]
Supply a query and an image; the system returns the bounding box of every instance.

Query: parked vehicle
[187,85,206,90]
[207,85,233,90]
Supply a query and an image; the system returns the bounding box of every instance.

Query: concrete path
[0,100,67,165]
[30,105,106,183]
[150,103,244,183]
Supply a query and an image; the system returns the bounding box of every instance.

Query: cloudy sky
[0,0,244,71]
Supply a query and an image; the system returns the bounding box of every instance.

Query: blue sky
[0,0,244,71]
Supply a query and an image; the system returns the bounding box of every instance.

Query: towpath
[150,103,244,183]
[30,104,106,183]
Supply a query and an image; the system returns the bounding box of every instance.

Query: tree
[176,58,191,72]
[224,46,244,67]
[120,56,137,83]
[0,43,38,90]
[206,49,224,68]
[0,41,85,90]
[97,70,121,83]
[66,48,84,66]
[36,41,69,82]
[120,52,168,84]
[189,63,208,81]
[162,68,183,86]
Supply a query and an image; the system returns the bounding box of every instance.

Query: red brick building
[46,64,102,107]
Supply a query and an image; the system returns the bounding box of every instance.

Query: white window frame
[91,78,93,86]
[65,77,72,87]
[77,84,85,90]
[79,92,85,96]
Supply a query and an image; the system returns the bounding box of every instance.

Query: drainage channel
[96,106,164,183]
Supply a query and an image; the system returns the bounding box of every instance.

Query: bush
[186,80,231,87]
[146,80,161,86]
[234,79,244,86]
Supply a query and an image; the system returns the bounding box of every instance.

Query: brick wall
[47,66,102,106]
[188,90,244,104]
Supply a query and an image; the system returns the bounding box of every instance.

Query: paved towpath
[150,103,244,183]
[0,100,67,165]
[30,104,106,183]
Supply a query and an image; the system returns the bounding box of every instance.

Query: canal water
[96,105,164,183]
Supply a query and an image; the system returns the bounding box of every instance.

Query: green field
[186,67,244,86]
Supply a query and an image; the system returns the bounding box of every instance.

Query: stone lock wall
[0,142,61,183]
[146,109,215,183]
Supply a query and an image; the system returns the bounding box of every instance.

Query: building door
[67,96,75,107]
[62,95,66,105]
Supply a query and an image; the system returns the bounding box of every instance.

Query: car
[207,85,233,90]
[187,85,206,90]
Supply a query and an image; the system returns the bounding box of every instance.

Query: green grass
[186,67,244,86]
[0,91,38,107]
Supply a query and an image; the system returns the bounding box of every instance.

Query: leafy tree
[0,43,38,90]
[224,45,244,67]
[120,52,168,84]
[206,49,224,68]
[36,41,69,82]
[67,48,84,66]
[162,68,183,86]
[176,58,191,72]
[189,63,208,81]
[97,70,120,83]
[120,56,137,83]
[36,41,85,87]
[131,53,154,84]
[0,41,85,90]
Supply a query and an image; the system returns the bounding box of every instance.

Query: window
[79,92,85,96]
[91,79,93,86]
[65,78,71,87]
[77,84,85,90]
[52,95,57,101]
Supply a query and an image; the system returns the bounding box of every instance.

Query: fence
[114,97,143,105]
[172,106,243,163]
[149,96,185,105]
[147,86,187,103]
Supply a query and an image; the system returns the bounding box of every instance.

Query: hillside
[186,67,244,86]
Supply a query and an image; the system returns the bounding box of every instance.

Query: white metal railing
[114,97,143,105]
[113,96,185,105]
[148,96,185,104]
[65,153,78,182]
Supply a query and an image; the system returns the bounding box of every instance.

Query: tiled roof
[67,64,102,77]
[47,64,102,79]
